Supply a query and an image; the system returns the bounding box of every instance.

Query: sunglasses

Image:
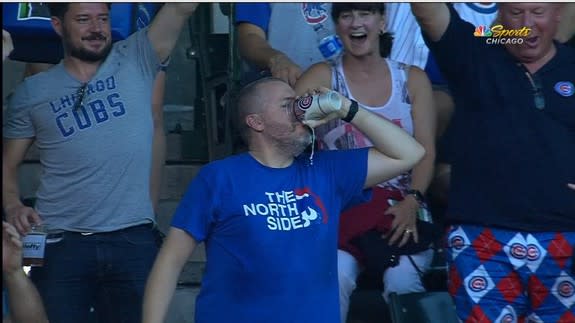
[73,83,88,111]
[519,64,545,110]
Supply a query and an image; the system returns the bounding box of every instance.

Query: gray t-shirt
[4,29,159,232]
[267,3,335,71]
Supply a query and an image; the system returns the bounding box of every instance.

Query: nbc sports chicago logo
[474,24,531,45]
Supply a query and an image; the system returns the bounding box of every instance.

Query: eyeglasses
[519,64,545,110]
[73,83,88,111]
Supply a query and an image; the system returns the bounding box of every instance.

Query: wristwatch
[404,189,425,205]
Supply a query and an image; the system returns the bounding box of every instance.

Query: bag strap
[407,254,425,278]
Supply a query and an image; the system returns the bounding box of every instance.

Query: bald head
[497,3,561,66]
[234,77,288,143]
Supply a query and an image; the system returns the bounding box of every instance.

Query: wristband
[159,56,171,72]
[405,189,425,205]
[342,99,359,122]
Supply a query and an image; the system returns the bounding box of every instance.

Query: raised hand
[3,29,14,62]
[268,53,303,87]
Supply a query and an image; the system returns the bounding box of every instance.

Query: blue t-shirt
[2,289,8,319]
[172,149,371,323]
[423,6,575,231]
[235,3,270,33]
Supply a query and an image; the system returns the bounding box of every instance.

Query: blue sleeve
[235,3,271,33]
[422,5,484,92]
[170,169,216,242]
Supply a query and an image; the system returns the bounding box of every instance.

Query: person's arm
[3,221,48,323]
[3,29,14,62]
[298,65,425,188]
[385,67,436,246]
[147,3,199,63]
[569,183,575,191]
[293,62,332,96]
[556,3,575,43]
[355,106,426,189]
[23,63,54,79]
[304,92,425,190]
[2,139,42,235]
[142,227,198,323]
[410,3,451,42]
[237,22,302,87]
[150,71,166,212]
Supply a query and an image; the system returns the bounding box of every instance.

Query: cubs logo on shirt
[301,3,328,25]
[554,81,574,97]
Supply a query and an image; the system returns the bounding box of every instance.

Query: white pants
[337,248,435,323]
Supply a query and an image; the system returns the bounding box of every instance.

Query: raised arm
[410,3,451,42]
[304,93,425,189]
[355,105,425,188]
[556,3,575,43]
[150,71,167,213]
[147,3,199,63]
[236,3,303,87]
[3,138,42,235]
[293,62,332,96]
[142,227,198,323]
[3,29,14,61]
[237,22,303,87]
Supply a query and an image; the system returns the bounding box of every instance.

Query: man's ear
[246,114,264,132]
[51,17,63,37]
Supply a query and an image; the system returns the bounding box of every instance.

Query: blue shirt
[424,6,575,231]
[3,289,8,319]
[171,149,371,323]
[235,3,270,32]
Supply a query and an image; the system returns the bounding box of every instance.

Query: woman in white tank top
[295,3,437,322]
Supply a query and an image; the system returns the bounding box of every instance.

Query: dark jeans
[29,223,161,323]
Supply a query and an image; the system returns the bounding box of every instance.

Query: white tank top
[317,57,414,190]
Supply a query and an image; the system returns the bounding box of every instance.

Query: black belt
[47,223,154,240]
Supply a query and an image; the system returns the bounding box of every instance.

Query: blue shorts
[446,224,575,322]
